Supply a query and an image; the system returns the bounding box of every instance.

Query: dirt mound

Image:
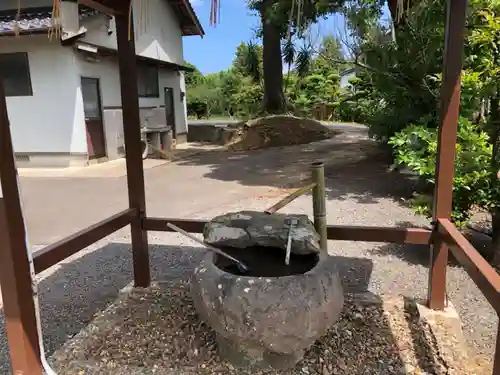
[223,115,339,151]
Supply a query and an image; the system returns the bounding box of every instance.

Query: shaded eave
[75,41,195,72]
[89,0,205,36]
[167,0,205,37]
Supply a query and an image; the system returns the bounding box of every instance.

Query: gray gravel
[0,129,496,373]
[49,288,461,375]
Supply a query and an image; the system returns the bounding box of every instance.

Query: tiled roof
[0,9,53,34]
[0,6,99,35]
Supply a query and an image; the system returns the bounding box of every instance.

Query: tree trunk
[387,0,421,30]
[260,2,286,114]
[489,96,500,267]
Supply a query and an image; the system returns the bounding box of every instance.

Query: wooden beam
[116,6,151,287]
[326,225,432,244]
[428,0,468,311]
[437,219,500,312]
[0,76,41,373]
[33,209,135,274]
[142,217,432,245]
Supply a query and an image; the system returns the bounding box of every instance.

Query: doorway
[81,77,106,159]
[164,87,176,138]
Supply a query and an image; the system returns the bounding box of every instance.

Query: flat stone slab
[203,211,321,255]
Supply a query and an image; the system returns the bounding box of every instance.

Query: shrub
[389,117,492,226]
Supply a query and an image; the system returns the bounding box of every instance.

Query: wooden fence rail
[436,218,500,312]
[33,209,135,274]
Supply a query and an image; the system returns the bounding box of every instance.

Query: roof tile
[0,6,99,35]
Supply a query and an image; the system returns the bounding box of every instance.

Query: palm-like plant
[245,41,262,83]
[295,46,312,78]
[282,39,295,90]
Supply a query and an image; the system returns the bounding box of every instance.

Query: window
[137,62,159,98]
[0,53,32,97]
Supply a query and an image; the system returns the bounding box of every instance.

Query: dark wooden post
[0,77,42,373]
[428,0,468,310]
[115,3,150,287]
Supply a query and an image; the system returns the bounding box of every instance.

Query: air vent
[15,154,30,162]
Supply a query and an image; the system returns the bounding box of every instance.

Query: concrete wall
[81,0,184,64]
[0,36,87,162]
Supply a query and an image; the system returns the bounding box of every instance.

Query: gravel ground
[0,130,497,373]
[50,283,485,375]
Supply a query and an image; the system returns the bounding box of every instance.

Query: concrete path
[17,162,279,246]
[17,159,168,179]
[0,128,496,373]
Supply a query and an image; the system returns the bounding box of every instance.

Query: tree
[186,34,343,121]
[184,62,204,87]
[339,0,445,140]
[466,0,500,266]
[312,35,345,74]
[233,41,263,83]
[340,0,500,267]
[247,0,344,113]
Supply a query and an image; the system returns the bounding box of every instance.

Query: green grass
[188,115,238,121]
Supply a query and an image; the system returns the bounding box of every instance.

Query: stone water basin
[190,211,344,370]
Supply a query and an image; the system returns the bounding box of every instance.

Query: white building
[0,0,203,167]
[339,67,356,91]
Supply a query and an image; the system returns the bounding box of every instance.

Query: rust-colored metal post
[494,323,500,375]
[0,77,42,373]
[428,0,468,310]
[311,162,327,251]
[116,4,150,287]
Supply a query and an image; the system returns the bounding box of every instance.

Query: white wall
[81,0,184,64]
[0,35,87,154]
[160,69,188,135]
[178,71,188,132]
[340,70,356,91]
[77,52,185,112]
[76,52,187,158]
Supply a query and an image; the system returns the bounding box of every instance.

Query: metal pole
[428,0,468,310]
[311,162,327,252]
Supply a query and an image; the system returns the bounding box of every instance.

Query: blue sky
[184,0,260,74]
[184,0,348,75]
